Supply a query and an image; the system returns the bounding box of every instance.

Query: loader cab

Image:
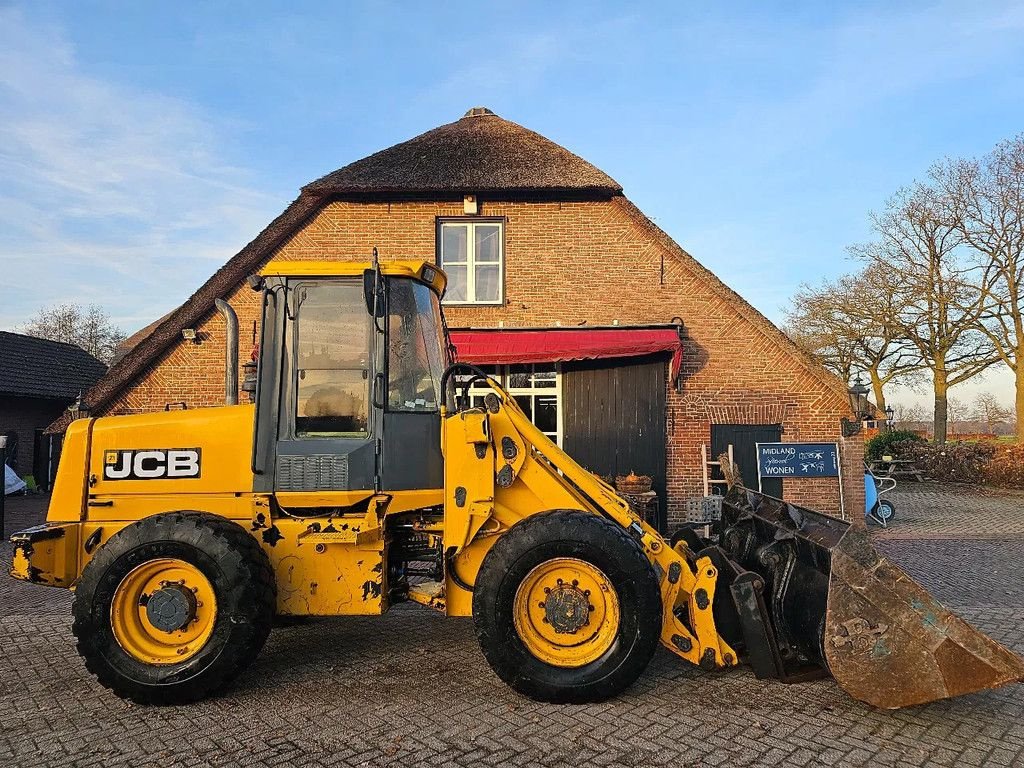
[250,260,449,498]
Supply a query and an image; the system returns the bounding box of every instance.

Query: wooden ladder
[701,443,734,496]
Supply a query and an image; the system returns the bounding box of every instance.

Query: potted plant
[615,471,652,494]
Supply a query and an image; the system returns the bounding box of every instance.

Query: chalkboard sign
[756,442,840,479]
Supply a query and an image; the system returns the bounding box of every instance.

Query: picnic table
[869,458,924,482]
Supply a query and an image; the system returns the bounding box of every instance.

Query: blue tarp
[4,463,26,495]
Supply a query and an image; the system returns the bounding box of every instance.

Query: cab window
[294,281,370,437]
[387,279,445,412]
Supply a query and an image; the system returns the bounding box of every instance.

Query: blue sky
[2,1,1022,406]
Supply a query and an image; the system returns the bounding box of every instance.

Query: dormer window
[437,219,504,305]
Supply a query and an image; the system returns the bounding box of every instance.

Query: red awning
[449,328,683,382]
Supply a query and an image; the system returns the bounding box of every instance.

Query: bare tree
[22,303,126,364]
[935,135,1024,439]
[972,391,1012,435]
[853,183,997,442]
[783,291,858,383]
[946,396,968,437]
[892,402,929,431]
[783,265,923,411]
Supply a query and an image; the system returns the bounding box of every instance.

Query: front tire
[72,512,276,705]
[472,510,661,703]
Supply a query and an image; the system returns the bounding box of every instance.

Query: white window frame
[438,219,504,305]
[465,363,563,446]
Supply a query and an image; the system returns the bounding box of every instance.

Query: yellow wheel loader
[10,258,1023,707]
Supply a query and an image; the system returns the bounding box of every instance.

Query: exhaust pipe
[214,298,239,406]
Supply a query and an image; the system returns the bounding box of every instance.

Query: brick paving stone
[2,485,1023,767]
[870,481,1024,540]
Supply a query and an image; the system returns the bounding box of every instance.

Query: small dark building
[0,331,106,485]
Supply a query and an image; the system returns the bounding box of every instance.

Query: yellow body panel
[86,405,255,499]
[45,418,92,522]
[274,489,443,516]
[262,515,386,615]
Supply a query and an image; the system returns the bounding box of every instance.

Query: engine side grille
[276,454,349,491]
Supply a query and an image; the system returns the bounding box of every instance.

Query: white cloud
[0,8,280,332]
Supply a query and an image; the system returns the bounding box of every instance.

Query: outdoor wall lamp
[841,373,872,437]
[66,392,90,420]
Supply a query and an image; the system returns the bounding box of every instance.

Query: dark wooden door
[563,355,667,524]
[711,423,783,496]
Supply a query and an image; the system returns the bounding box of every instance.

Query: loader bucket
[718,487,1024,709]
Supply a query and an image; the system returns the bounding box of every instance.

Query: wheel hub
[145,583,198,633]
[544,585,591,634]
[110,558,217,665]
[513,557,620,668]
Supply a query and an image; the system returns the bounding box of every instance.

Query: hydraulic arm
[439,367,1024,707]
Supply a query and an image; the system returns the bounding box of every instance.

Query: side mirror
[363,269,386,317]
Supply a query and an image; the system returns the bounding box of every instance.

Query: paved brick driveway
[872,482,1024,540]
[2,484,1023,768]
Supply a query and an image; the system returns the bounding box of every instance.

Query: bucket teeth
[719,487,1024,708]
[825,528,1024,709]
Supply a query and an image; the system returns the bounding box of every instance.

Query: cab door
[273,279,377,494]
[379,278,445,491]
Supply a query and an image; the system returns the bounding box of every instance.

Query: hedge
[983,443,1024,489]
[865,430,925,461]
[874,436,1021,488]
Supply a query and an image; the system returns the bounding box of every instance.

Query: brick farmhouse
[58,108,865,529]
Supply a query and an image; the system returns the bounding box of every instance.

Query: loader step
[408,580,446,612]
[297,524,379,546]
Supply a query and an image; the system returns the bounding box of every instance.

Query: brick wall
[102,196,865,525]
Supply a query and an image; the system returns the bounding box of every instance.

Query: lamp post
[841,373,872,437]
[885,405,895,432]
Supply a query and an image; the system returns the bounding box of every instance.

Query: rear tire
[72,512,276,705]
[472,510,661,703]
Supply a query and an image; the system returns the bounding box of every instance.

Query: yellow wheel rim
[513,557,620,668]
[110,558,217,665]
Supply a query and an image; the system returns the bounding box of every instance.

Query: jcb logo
[103,449,202,481]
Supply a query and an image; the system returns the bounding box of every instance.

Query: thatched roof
[50,107,623,431]
[305,107,621,197]
[48,107,848,432]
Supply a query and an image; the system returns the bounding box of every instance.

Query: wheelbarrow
[865,465,896,527]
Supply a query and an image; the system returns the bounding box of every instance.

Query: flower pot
[615,473,653,494]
